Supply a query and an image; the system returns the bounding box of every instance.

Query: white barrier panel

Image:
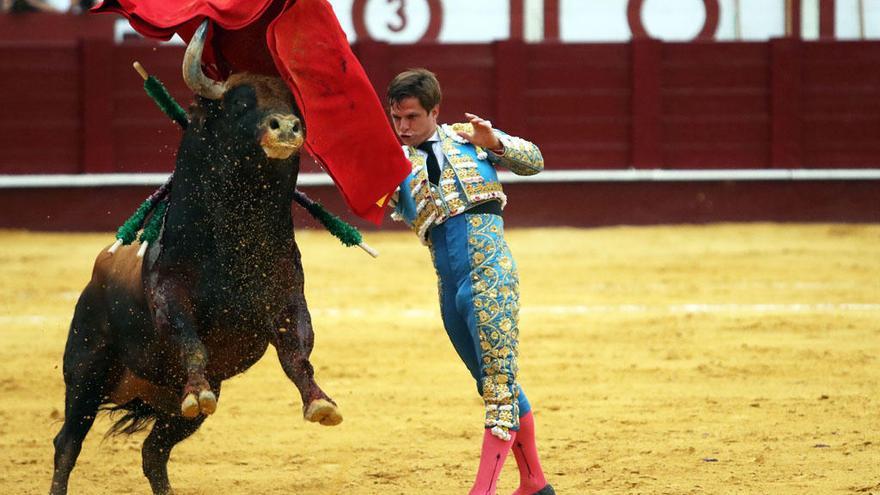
[2,169,879,189]
[322,0,878,42]
[117,1,879,44]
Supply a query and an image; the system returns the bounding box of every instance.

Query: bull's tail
[101,399,157,437]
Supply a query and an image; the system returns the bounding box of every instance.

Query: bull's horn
[182,19,225,100]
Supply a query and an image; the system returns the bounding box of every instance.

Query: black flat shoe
[531,485,555,495]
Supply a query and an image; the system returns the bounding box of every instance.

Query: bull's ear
[192,96,223,123]
[188,100,209,127]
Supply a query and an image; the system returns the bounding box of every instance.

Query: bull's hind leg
[142,412,208,495]
[272,291,341,426]
[50,374,106,495]
[50,289,113,495]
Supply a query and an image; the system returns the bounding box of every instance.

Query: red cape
[94,0,408,224]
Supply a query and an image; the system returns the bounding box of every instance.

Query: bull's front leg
[271,292,342,426]
[150,277,217,419]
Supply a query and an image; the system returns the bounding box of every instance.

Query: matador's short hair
[386,68,442,112]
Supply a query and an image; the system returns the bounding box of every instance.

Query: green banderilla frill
[292,191,378,257]
[144,75,189,128]
[134,61,189,128]
[133,198,168,258]
[293,191,362,247]
[115,197,154,246]
[138,199,168,245]
[107,173,171,254]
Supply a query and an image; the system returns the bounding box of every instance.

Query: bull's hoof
[181,393,200,418]
[198,390,217,415]
[304,399,342,426]
[180,391,217,418]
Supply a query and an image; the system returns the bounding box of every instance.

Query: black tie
[417,141,441,185]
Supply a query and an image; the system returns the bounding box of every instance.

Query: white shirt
[420,130,447,169]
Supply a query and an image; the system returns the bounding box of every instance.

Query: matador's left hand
[456,113,503,152]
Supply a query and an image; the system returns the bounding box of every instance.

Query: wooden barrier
[0,14,878,229]
[2,36,878,175]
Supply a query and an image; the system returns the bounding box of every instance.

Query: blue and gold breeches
[429,212,531,440]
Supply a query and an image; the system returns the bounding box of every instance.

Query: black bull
[50,23,341,495]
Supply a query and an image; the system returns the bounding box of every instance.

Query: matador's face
[390,96,439,147]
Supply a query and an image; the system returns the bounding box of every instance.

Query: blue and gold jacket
[392,123,544,243]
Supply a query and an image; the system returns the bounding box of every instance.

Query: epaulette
[442,123,474,144]
[449,122,474,134]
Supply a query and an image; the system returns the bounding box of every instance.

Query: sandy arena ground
[0,224,878,494]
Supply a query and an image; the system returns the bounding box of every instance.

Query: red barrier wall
[3,181,878,233]
[2,37,878,176]
[0,15,878,230]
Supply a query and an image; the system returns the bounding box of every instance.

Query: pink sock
[469,428,516,495]
[511,412,548,495]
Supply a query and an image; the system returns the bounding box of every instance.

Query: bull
[49,21,342,495]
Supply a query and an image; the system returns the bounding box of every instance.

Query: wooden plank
[525,44,630,68]
[526,71,630,90]
[663,93,768,115]
[663,147,770,168]
[527,93,630,118]
[663,42,768,64]
[662,69,769,88]
[494,40,527,137]
[631,39,661,168]
[544,0,559,41]
[80,39,115,173]
[770,38,802,168]
[529,121,630,143]
[819,0,835,39]
[663,120,769,142]
[510,0,523,41]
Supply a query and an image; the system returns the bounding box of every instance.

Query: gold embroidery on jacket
[491,134,544,176]
[399,124,540,242]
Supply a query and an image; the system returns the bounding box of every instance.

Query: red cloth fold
[94,0,408,224]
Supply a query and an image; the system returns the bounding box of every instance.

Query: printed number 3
[387,0,407,33]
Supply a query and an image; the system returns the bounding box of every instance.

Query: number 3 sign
[352,0,444,42]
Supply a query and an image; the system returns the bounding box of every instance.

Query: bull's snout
[259,114,304,160]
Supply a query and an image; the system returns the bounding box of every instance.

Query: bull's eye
[268,118,280,130]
